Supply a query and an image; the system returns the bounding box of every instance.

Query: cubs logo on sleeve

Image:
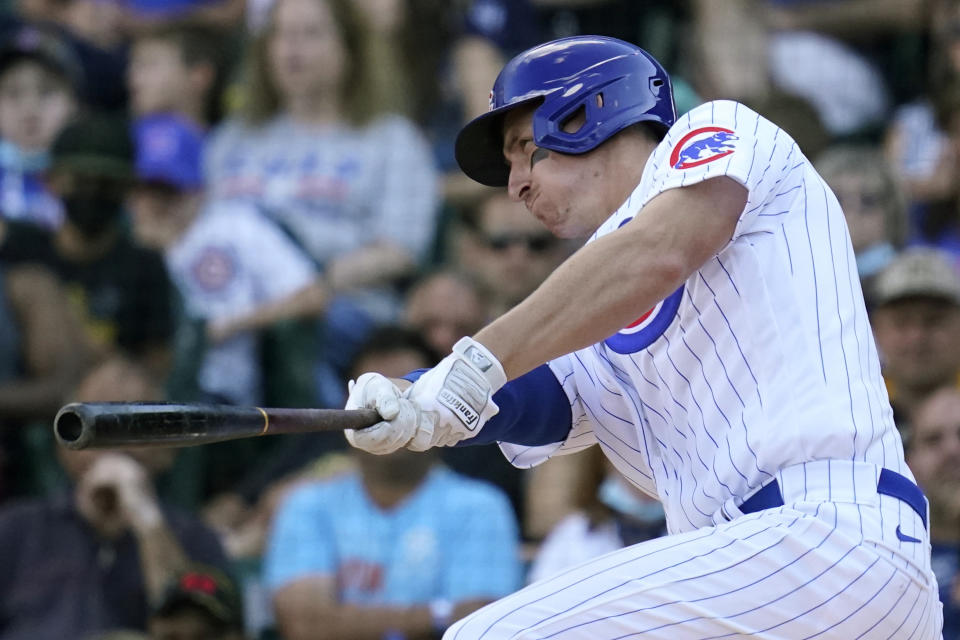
[670,126,738,170]
[604,286,684,354]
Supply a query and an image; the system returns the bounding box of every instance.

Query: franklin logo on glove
[438,388,479,428]
[438,360,490,430]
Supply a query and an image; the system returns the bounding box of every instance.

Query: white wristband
[451,337,507,391]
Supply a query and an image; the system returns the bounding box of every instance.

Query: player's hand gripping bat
[54,402,381,450]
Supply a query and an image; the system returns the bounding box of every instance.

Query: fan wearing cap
[148,565,245,640]
[129,113,327,406]
[0,112,176,380]
[0,25,81,229]
[871,247,960,425]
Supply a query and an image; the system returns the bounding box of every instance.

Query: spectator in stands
[692,0,925,140]
[127,21,228,129]
[532,0,687,67]
[32,0,130,111]
[129,113,326,406]
[59,0,126,51]
[0,253,93,500]
[872,248,960,425]
[404,269,487,355]
[815,144,907,300]
[148,565,246,640]
[0,25,80,229]
[456,189,571,317]
[206,0,438,299]
[124,0,245,32]
[0,247,91,423]
[264,325,522,639]
[527,446,666,584]
[901,75,960,262]
[0,357,231,640]
[884,5,957,210]
[0,113,175,381]
[764,0,927,113]
[401,269,528,525]
[206,0,440,392]
[905,386,960,639]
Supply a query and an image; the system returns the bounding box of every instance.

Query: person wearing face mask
[0,113,175,380]
[0,25,81,230]
[526,447,667,585]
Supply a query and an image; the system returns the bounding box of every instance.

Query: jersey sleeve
[641,100,805,241]
[498,354,599,469]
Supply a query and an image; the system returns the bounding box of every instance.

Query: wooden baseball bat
[54,402,382,450]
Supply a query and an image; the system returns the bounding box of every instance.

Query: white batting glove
[404,337,508,450]
[344,373,436,455]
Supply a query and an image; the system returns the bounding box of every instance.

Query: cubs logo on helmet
[670,126,738,170]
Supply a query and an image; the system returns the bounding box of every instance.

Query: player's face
[269,0,346,103]
[502,106,614,239]
[907,389,960,520]
[0,60,76,152]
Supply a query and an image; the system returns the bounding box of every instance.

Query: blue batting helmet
[455,36,677,187]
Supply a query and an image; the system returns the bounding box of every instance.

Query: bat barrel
[54,402,382,450]
[54,402,271,450]
[53,406,86,446]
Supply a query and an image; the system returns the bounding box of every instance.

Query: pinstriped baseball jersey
[500,100,909,535]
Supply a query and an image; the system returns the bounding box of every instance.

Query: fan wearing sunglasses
[460,190,571,317]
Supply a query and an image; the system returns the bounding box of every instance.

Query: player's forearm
[476,228,684,378]
[476,178,746,379]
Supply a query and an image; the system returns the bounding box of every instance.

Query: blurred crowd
[1,0,960,638]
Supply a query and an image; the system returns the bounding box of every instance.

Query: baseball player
[345,36,943,639]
